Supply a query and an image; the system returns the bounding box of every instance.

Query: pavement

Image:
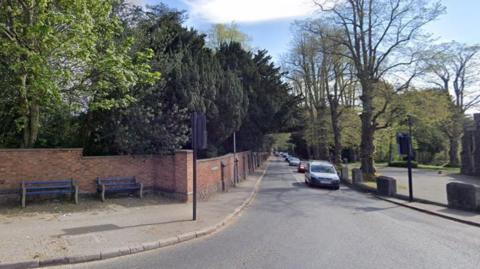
[374,167,480,205]
[50,158,480,269]
[374,196,480,228]
[0,164,267,268]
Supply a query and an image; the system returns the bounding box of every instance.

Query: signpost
[396,116,414,202]
[233,132,238,186]
[191,112,207,220]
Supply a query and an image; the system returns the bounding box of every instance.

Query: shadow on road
[291,182,308,188]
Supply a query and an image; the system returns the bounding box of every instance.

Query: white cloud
[183,0,319,23]
[126,0,145,6]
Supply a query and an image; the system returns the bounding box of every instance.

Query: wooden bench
[96,177,143,202]
[21,179,78,208]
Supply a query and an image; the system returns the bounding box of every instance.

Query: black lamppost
[407,115,414,202]
[233,132,238,186]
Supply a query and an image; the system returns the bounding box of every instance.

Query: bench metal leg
[101,185,106,202]
[74,186,79,204]
[21,188,26,208]
[139,183,143,199]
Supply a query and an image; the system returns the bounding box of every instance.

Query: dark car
[298,162,306,173]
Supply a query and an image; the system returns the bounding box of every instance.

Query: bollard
[341,166,349,182]
[377,176,397,196]
[352,168,363,184]
[447,182,480,211]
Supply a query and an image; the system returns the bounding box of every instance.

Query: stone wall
[461,113,480,176]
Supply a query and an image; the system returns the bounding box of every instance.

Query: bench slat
[100,184,140,188]
[96,177,142,201]
[25,185,73,190]
[98,177,135,182]
[100,183,139,187]
[26,190,75,195]
[24,180,72,184]
[103,187,140,191]
[21,179,78,208]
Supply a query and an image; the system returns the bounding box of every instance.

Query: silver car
[288,157,300,166]
[304,161,340,190]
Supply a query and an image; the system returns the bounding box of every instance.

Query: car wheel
[333,186,340,190]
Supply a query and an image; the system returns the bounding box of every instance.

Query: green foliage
[340,108,361,148]
[272,133,292,151]
[0,2,297,156]
[288,132,309,158]
[388,161,418,168]
[207,23,250,50]
[392,89,454,163]
[0,0,158,148]
[35,104,83,148]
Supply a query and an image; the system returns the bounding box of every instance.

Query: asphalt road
[58,159,480,269]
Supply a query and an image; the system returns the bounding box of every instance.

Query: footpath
[375,195,480,228]
[0,164,267,269]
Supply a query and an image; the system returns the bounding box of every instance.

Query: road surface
[57,159,480,269]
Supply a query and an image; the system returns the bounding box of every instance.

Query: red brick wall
[0,149,175,194]
[196,151,251,199]
[0,148,257,201]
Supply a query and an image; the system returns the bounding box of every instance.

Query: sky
[130,0,480,64]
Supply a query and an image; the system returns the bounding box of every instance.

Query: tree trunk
[359,79,376,179]
[317,104,330,161]
[20,74,29,147]
[19,74,40,148]
[330,104,342,165]
[388,133,394,163]
[448,136,460,167]
[447,111,464,166]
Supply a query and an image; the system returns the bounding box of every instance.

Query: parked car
[289,157,300,166]
[304,161,340,190]
[298,162,306,173]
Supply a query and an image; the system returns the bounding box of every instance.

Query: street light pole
[407,115,414,202]
[192,113,197,220]
[233,132,238,185]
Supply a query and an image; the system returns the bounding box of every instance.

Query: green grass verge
[417,164,460,173]
[346,162,460,174]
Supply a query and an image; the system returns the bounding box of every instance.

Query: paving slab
[376,195,480,227]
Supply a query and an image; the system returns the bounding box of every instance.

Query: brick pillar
[174,150,193,202]
[221,161,227,191]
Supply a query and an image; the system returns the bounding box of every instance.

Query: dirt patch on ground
[0,193,176,217]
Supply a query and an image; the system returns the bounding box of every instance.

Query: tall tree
[325,42,357,164]
[314,0,444,177]
[284,27,330,160]
[207,22,250,49]
[425,42,480,166]
[0,0,156,148]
